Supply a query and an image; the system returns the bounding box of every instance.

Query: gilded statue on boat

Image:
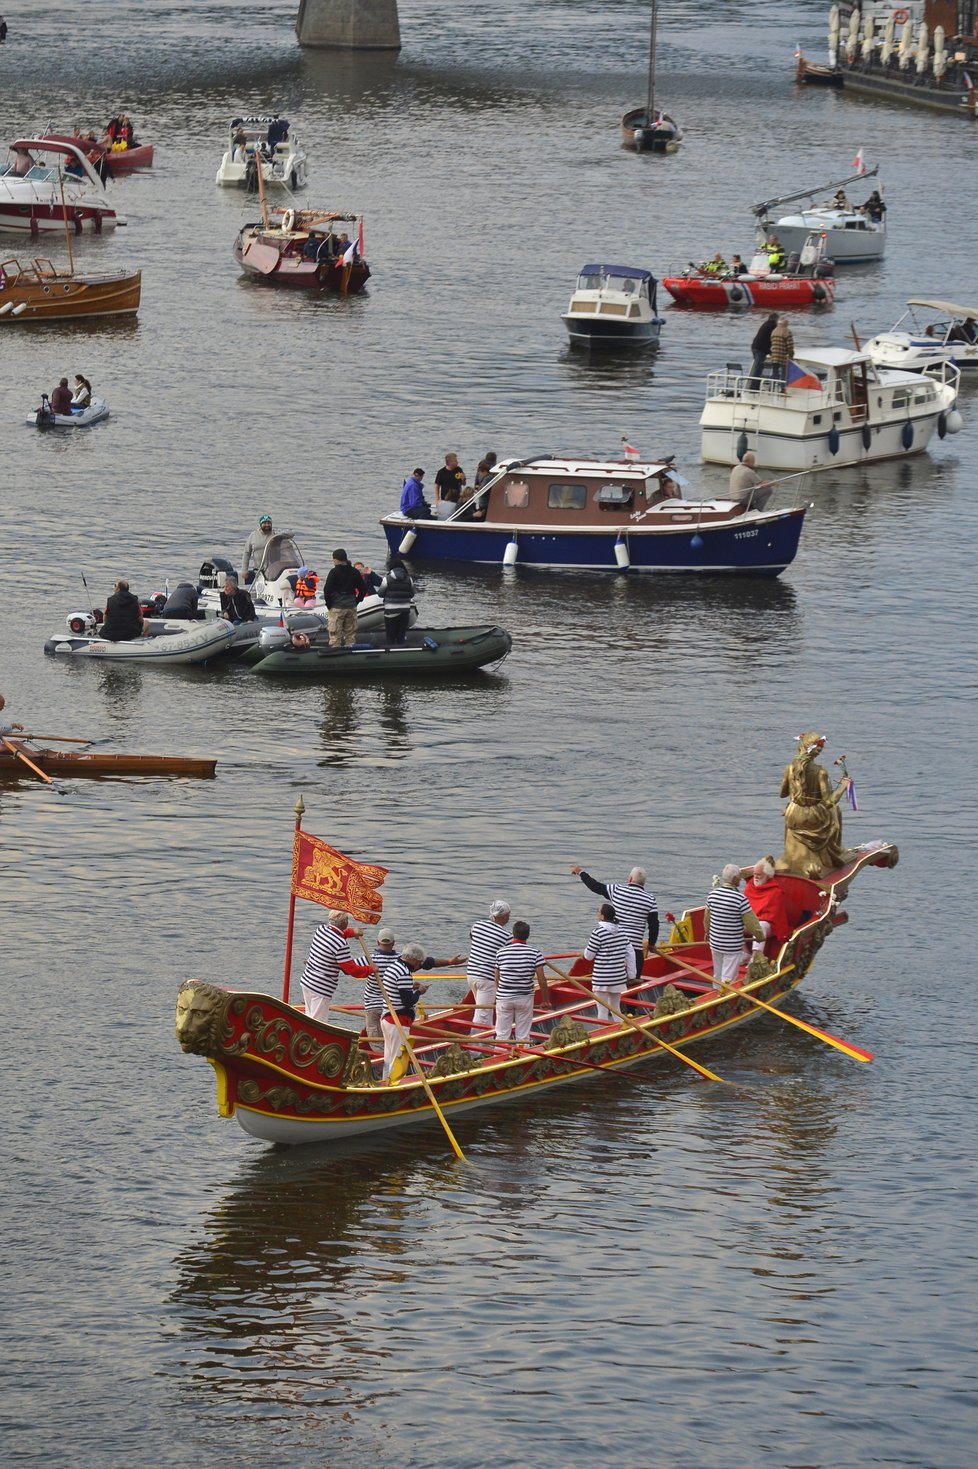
[777,732,854,878]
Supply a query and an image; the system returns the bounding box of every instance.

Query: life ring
[892,8,909,24]
[281,208,296,233]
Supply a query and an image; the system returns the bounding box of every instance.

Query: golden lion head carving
[175,981,231,1055]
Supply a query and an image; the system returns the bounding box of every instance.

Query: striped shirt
[606,882,658,946]
[495,941,544,997]
[381,956,420,1018]
[584,921,636,988]
[363,947,400,1011]
[301,923,353,1000]
[467,918,512,988]
[706,885,752,952]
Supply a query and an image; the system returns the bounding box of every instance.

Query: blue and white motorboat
[863,298,978,375]
[381,454,807,577]
[561,266,664,347]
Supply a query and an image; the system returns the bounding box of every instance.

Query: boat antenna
[80,569,97,623]
[58,168,75,274]
[646,0,657,123]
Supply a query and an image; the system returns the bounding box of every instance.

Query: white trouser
[365,1006,383,1039]
[752,920,773,952]
[496,993,534,1042]
[301,985,334,1024]
[593,986,625,1023]
[471,981,496,1029]
[711,948,745,985]
[381,1014,410,1080]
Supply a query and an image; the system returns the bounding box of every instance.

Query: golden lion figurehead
[175,981,231,1055]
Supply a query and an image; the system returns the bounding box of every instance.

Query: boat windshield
[577,273,604,290]
[577,273,641,295]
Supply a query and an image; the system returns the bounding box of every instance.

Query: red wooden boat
[663,270,835,308]
[176,841,896,1148]
[0,744,216,779]
[234,209,370,294]
[46,134,154,174]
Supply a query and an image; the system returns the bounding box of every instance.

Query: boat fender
[503,537,519,567]
[828,426,841,456]
[901,421,914,450]
[0,301,14,316]
[728,284,744,303]
[735,431,749,462]
[812,283,826,302]
[282,209,296,232]
[398,528,417,554]
[690,534,704,551]
[861,423,872,450]
[614,535,630,570]
[945,409,963,435]
[938,412,947,439]
[11,302,28,316]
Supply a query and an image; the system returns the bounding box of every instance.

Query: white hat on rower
[378,927,396,943]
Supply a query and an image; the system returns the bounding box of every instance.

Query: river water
[2,3,976,1466]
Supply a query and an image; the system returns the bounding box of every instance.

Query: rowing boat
[175,840,896,1148]
[0,747,216,779]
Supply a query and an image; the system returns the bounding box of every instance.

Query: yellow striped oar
[2,736,53,784]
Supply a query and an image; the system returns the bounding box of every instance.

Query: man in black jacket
[322,549,366,648]
[100,580,145,642]
[748,313,778,388]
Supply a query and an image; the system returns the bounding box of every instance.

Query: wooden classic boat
[234,209,369,293]
[175,841,897,1148]
[381,455,808,576]
[0,746,216,779]
[621,0,682,152]
[0,255,140,322]
[795,54,844,87]
[251,624,512,676]
[700,350,962,469]
[0,138,120,235]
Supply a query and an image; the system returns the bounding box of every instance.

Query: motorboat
[251,625,513,677]
[663,234,835,309]
[193,555,415,634]
[45,132,154,174]
[794,52,844,87]
[862,298,978,374]
[753,165,885,264]
[44,618,236,664]
[562,265,663,346]
[234,209,368,294]
[621,1,682,152]
[28,396,109,428]
[0,255,140,322]
[700,349,962,469]
[216,116,307,190]
[381,455,808,577]
[0,138,121,234]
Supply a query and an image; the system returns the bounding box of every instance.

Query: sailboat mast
[646,0,657,121]
[59,171,75,274]
[256,150,269,229]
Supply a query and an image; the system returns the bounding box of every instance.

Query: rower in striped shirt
[494,921,550,1044]
[584,902,636,1023]
[379,943,428,1081]
[704,865,765,986]
[467,899,512,1029]
[571,863,659,1010]
[300,909,372,1023]
[363,927,464,1039]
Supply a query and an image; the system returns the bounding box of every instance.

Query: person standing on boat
[219,574,256,624]
[241,514,276,583]
[748,314,778,388]
[769,317,794,389]
[570,864,658,1007]
[583,903,636,1023]
[468,900,513,1029]
[434,452,466,518]
[744,858,791,958]
[364,929,463,1040]
[704,866,765,986]
[300,909,372,1025]
[323,548,367,648]
[400,469,431,519]
[99,580,145,641]
[379,943,429,1080]
[728,451,773,511]
[494,921,550,1045]
[378,557,415,646]
[765,235,786,271]
[50,378,73,415]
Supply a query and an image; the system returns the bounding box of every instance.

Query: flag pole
[282,795,305,1003]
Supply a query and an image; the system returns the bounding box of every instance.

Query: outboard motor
[66,611,98,635]
[814,259,835,278]
[35,393,55,431]
[243,157,258,192]
[198,555,236,590]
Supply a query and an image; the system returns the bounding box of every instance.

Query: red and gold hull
[176,844,897,1148]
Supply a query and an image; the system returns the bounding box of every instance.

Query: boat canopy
[906,298,978,318]
[796,347,870,368]
[230,115,281,126]
[580,264,654,280]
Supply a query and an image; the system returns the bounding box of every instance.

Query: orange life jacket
[295,572,319,599]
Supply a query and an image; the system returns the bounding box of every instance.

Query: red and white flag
[852,146,865,173]
[342,241,356,266]
[621,436,640,461]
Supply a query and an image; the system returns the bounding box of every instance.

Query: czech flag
[786,360,821,392]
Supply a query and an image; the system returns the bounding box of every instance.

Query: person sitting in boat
[293,568,320,607]
[71,374,92,410]
[744,857,791,958]
[354,560,382,593]
[861,190,885,223]
[219,574,256,624]
[728,451,773,511]
[50,378,73,415]
[764,234,786,271]
[100,580,146,641]
[0,693,24,736]
[161,582,201,619]
[701,253,727,276]
[400,468,432,519]
[831,188,851,210]
[730,254,749,276]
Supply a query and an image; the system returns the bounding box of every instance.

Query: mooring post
[296,0,401,50]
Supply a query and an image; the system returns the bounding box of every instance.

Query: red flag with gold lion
[291,830,388,923]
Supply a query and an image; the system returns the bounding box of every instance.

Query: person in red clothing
[50,378,73,415]
[744,858,791,957]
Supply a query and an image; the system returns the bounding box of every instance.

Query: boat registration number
[734,529,758,539]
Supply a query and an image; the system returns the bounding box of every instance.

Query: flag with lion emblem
[291,830,388,922]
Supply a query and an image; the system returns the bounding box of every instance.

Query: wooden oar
[546,961,728,1085]
[356,937,467,1162]
[2,736,53,784]
[652,947,874,1064]
[20,734,97,745]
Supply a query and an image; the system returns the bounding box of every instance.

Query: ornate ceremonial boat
[0,747,216,779]
[176,842,897,1148]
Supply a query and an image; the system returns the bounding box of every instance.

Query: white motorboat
[215,116,307,190]
[0,138,120,234]
[753,165,885,265]
[863,298,978,375]
[562,265,664,347]
[700,349,962,469]
[28,396,109,428]
[44,618,236,664]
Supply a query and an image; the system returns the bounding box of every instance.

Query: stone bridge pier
[296,0,401,49]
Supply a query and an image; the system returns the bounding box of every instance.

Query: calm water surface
[2,3,976,1466]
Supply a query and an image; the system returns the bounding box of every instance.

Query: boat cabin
[565,264,658,318]
[708,347,942,416]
